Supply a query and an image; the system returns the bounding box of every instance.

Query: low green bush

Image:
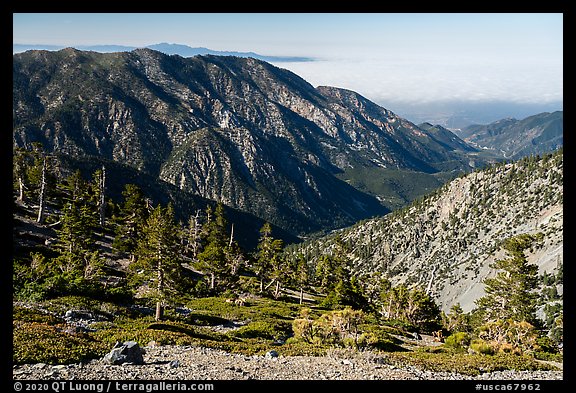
[388,352,558,376]
[13,321,107,364]
[444,332,471,351]
[533,351,563,362]
[470,338,495,355]
[13,306,63,325]
[357,324,407,352]
[231,319,291,340]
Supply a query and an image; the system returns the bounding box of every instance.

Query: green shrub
[470,339,495,355]
[93,324,196,347]
[13,306,63,325]
[357,324,406,352]
[232,319,290,340]
[13,321,107,364]
[533,351,563,362]
[292,314,316,343]
[535,336,559,354]
[444,331,471,351]
[416,346,448,354]
[388,352,558,376]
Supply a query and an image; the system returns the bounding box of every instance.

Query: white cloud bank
[272,55,562,108]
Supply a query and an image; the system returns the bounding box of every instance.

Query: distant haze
[385,100,564,129]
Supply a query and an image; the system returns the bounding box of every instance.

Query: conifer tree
[254,222,283,294]
[196,203,229,291]
[442,303,470,333]
[112,184,150,261]
[224,226,245,280]
[291,253,309,304]
[475,234,540,325]
[404,287,441,331]
[379,282,440,331]
[90,165,107,227]
[52,170,103,285]
[314,254,340,291]
[131,203,184,321]
[36,155,48,224]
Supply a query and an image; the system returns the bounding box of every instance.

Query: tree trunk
[274,280,280,299]
[210,273,215,290]
[36,157,47,224]
[186,210,201,259]
[299,287,304,304]
[156,258,164,321]
[229,223,234,247]
[99,165,106,227]
[265,278,276,290]
[17,176,25,204]
[155,301,163,321]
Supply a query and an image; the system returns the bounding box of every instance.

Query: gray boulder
[102,341,145,365]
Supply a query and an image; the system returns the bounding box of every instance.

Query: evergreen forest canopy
[12,144,563,365]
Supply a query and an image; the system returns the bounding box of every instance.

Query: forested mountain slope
[456,111,563,159]
[287,150,563,312]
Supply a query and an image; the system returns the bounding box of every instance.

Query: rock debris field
[13,345,563,381]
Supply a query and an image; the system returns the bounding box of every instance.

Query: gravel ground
[13,345,563,381]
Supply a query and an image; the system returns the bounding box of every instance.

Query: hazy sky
[13,13,563,109]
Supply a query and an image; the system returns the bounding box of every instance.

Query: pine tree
[52,170,103,285]
[54,201,90,276]
[196,203,229,292]
[112,184,150,261]
[404,287,441,331]
[475,234,540,325]
[267,236,285,299]
[314,254,339,290]
[184,210,203,261]
[36,155,48,224]
[380,281,407,320]
[322,269,368,310]
[91,165,107,227]
[291,253,309,304]
[131,203,184,321]
[442,303,471,333]
[58,170,87,209]
[315,238,368,310]
[254,222,284,295]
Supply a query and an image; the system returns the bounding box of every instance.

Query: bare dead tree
[229,223,234,248]
[36,156,47,224]
[99,165,106,227]
[185,209,202,260]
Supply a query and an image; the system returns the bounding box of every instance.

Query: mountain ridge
[13,48,482,236]
[12,42,315,63]
[455,111,563,159]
